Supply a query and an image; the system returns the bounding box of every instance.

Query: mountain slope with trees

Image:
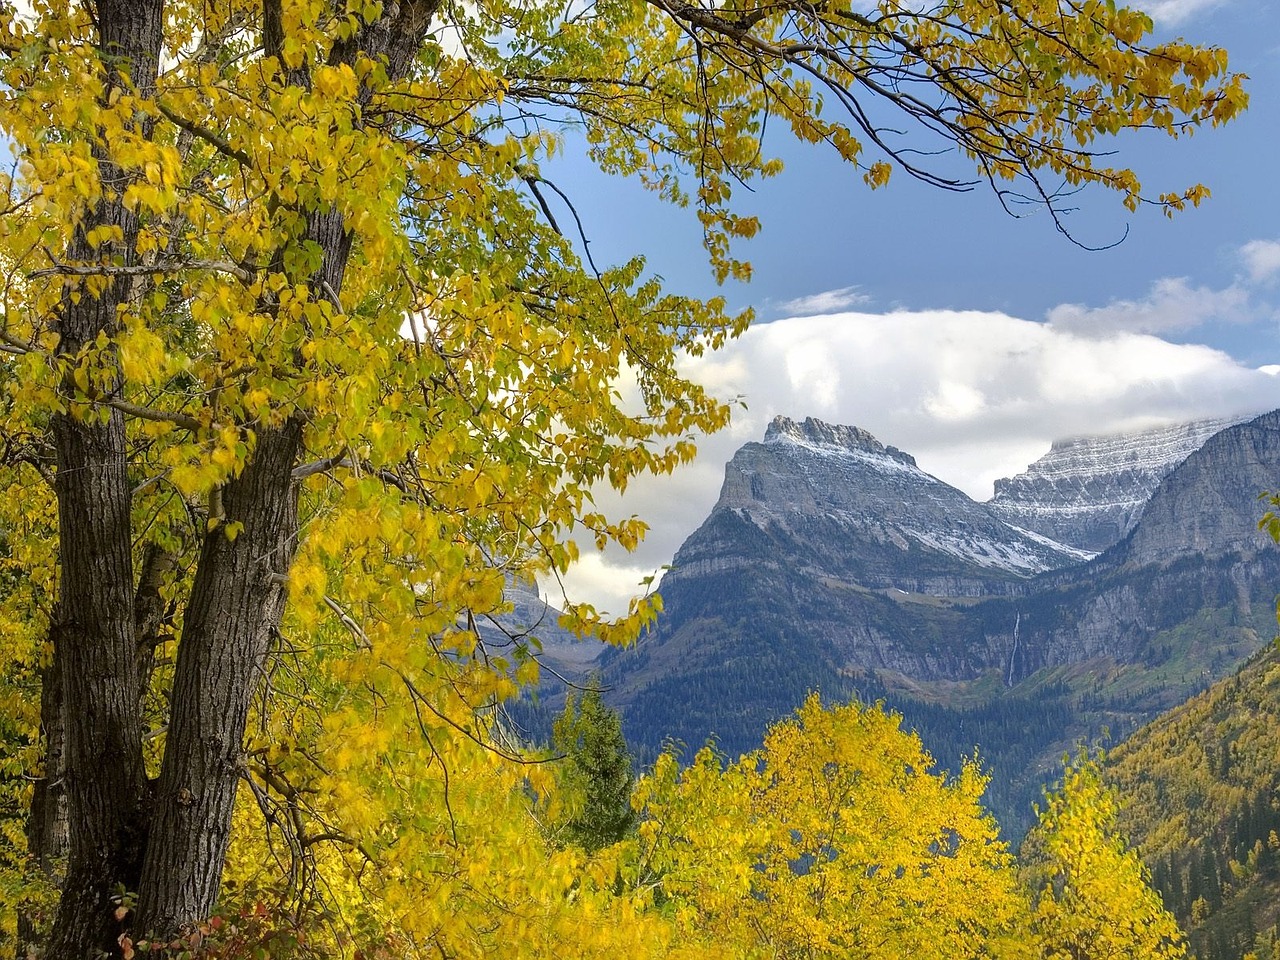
[1107,643,1280,960]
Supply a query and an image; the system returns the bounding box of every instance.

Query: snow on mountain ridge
[1006,416,1248,484]
[1001,523,1098,561]
[903,526,1070,573]
[713,412,1258,582]
[988,413,1256,554]
[766,430,941,483]
[714,415,1085,582]
[765,414,918,463]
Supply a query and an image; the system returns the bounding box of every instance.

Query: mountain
[989,416,1249,553]
[696,415,1088,595]
[594,410,1280,832]
[1106,643,1280,960]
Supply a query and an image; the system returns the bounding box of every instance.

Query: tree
[550,684,637,853]
[0,0,1245,956]
[1022,753,1186,960]
[630,694,1032,959]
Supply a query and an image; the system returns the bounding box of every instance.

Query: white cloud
[1046,276,1252,337]
[1241,240,1280,285]
[1045,242,1280,338]
[774,286,870,315]
[924,380,985,421]
[783,337,841,411]
[540,552,662,615]
[555,310,1280,614]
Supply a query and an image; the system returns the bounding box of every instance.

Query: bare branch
[91,395,203,431]
[155,100,256,168]
[31,259,255,283]
[322,594,371,649]
[292,453,351,481]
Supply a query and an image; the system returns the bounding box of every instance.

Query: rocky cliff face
[988,416,1248,553]
[1118,410,1280,565]
[678,415,1086,601]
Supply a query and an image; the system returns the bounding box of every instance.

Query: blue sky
[556,0,1279,363]
[539,0,1280,612]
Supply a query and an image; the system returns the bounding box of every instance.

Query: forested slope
[1108,644,1280,960]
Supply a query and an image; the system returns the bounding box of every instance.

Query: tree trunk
[135,417,303,935]
[134,0,439,934]
[44,2,164,956]
[40,0,444,948]
[48,396,146,960]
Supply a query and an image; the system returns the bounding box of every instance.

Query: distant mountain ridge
[744,416,1089,580]
[666,414,1086,629]
[584,409,1280,831]
[989,415,1250,553]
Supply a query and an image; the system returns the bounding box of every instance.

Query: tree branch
[155,100,255,168]
[91,395,202,431]
[31,259,255,283]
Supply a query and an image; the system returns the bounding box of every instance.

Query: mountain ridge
[989,414,1250,553]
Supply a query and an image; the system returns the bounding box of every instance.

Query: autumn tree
[550,684,638,853]
[629,694,1032,960]
[1023,753,1186,960]
[0,0,1246,956]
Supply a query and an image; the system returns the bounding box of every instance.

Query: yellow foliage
[1023,754,1186,960]
[632,694,1033,960]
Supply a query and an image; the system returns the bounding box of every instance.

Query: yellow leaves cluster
[215,612,710,960]
[634,694,1031,960]
[0,464,57,944]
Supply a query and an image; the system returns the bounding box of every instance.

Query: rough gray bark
[133,543,177,700]
[135,418,303,935]
[45,1,165,956]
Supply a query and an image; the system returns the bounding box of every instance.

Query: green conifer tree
[551,684,637,853]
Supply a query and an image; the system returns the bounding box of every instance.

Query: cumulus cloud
[1046,277,1252,337]
[1241,240,1280,285]
[773,286,870,316]
[555,310,1280,614]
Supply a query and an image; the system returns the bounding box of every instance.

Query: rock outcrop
[680,415,1086,601]
[1118,411,1280,565]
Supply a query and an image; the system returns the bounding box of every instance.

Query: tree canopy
[0,0,1245,956]
[630,694,1032,959]
[1023,753,1187,960]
